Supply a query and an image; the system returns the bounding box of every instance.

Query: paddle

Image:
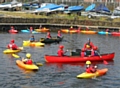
[12,54,43,66]
[96,51,108,65]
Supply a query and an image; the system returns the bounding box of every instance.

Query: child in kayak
[57,45,68,56]
[83,38,97,56]
[57,30,62,38]
[22,53,33,65]
[85,61,97,73]
[7,39,21,50]
[83,38,95,50]
[29,35,35,42]
[46,31,52,39]
[30,26,33,32]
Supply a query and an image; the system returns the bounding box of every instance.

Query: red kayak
[111,32,120,36]
[44,52,115,63]
[9,29,18,33]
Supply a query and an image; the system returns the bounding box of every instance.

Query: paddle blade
[12,54,20,58]
[35,63,43,66]
[19,47,24,50]
[103,60,108,65]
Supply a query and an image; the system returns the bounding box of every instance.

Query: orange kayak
[77,68,108,79]
[16,60,39,70]
[61,29,78,33]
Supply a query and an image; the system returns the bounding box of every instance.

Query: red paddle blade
[103,60,108,65]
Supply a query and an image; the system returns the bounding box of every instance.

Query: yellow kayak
[3,47,23,54]
[77,68,108,79]
[81,30,97,34]
[23,40,45,47]
[16,60,39,70]
[35,28,50,32]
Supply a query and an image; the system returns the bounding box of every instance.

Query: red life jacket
[47,33,51,39]
[91,50,95,56]
[8,43,18,50]
[81,52,85,57]
[57,49,64,56]
[86,66,96,73]
[26,59,33,65]
[58,33,61,37]
[84,42,94,50]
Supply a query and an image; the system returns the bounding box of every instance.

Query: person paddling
[85,61,97,73]
[90,46,99,56]
[46,31,52,39]
[22,53,33,65]
[83,38,96,56]
[106,28,110,32]
[83,38,95,50]
[57,45,68,56]
[7,39,21,50]
[29,35,35,42]
[10,26,15,30]
[57,30,62,38]
[30,26,33,32]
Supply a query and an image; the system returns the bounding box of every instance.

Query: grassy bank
[0,11,120,27]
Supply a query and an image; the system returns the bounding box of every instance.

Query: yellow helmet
[26,53,31,58]
[86,45,90,48]
[86,61,91,65]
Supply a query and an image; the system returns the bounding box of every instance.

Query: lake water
[0,32,120,88]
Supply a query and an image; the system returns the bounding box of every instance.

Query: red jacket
[83,42,94,50]
[57,49,64,56]
[86,66,96,73]
[7,43,18,50]
[81,51,85,57]
[26,59,33,65]
[57,32,62,37]
[47,32,51,39]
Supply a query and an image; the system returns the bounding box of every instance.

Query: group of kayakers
[6,30,62,65]
[81,38,99,57]
[6,40,33,65]
[57,38,99,73]
[6,27,100,73]
[57,38,99,57]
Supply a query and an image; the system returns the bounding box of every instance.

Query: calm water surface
[0,32,120,88]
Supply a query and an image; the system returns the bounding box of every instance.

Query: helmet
[86,45,90,48]
[11,39,14,43]
[93,46,98,50]
[26,53,31,58]
[86,61,91,65]
[82,48,85,52]
[59,45,64,49]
